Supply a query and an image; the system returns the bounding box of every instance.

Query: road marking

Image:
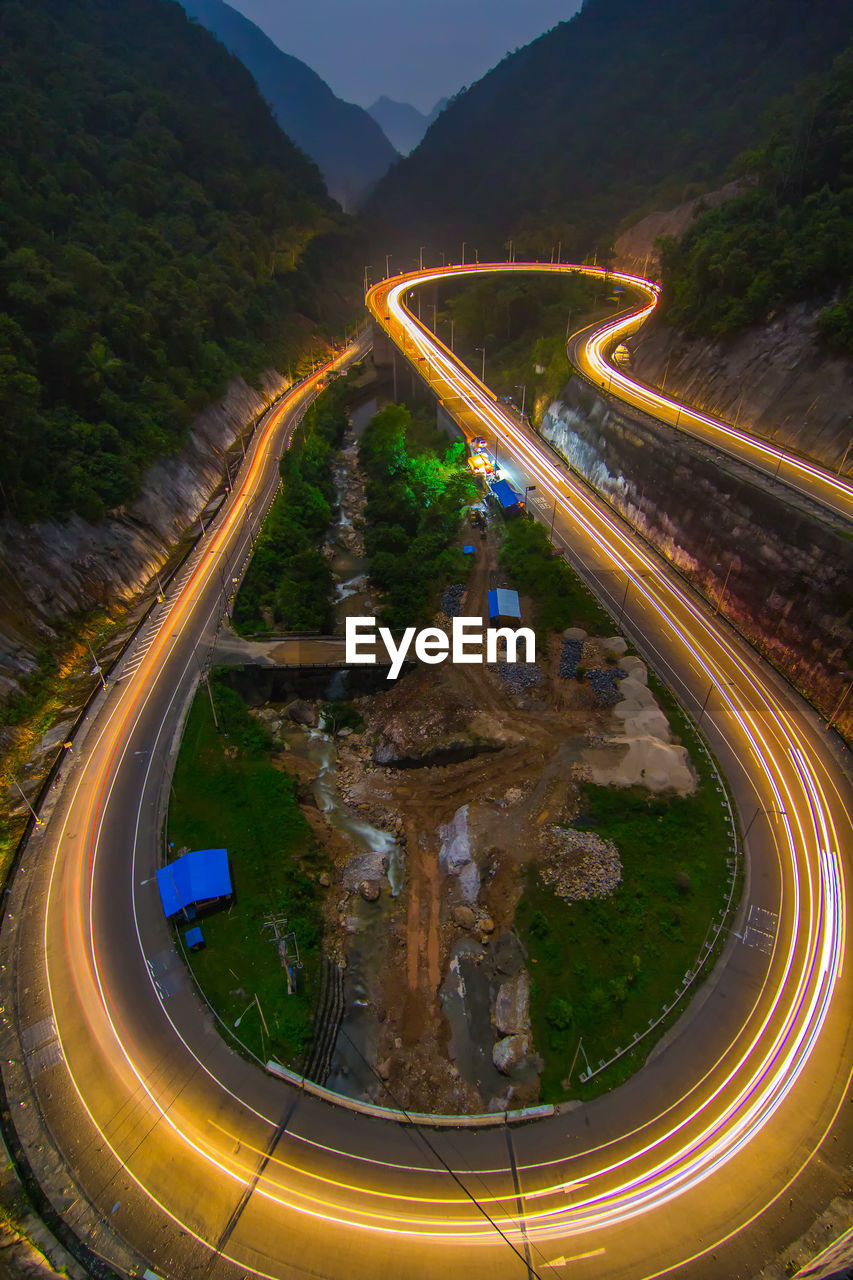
[545,1248,606,1265]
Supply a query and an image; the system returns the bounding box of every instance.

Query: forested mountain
[180,0,397,208]
[659,47,853,353]
[365,0,850,264]
[0,0,359,525]
[367,96,449,157]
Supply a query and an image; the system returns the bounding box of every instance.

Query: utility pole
[11,777,44,828]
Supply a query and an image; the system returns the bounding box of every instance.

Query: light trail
[374,262,852,521]
[1,273,850,1280]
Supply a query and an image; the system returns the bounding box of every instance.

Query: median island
[165,387,734,1112]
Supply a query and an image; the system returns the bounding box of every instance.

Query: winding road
[1,265,851,1280]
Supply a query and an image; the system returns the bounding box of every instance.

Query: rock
[563,627,587,641]
[503,787,523,805]
[318,871,331,888]
[452,905,477,929]
[493,1034,529,1075]
[540,826,622,901]
[338,726,353,737]
[479,915,495,934]
[285,699,316,727]
[495,972,531,1035]
[490,931,525,978]
[377,1057,392,1081]
[600,636,628,656]
[359,879,381,902]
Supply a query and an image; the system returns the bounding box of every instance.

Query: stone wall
[0,370,286,700]
[541,380,853,741]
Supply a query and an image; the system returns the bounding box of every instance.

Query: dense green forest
[0,0,359,525]
[435,273,599,421]
[659,47,853,352]
[365,0,849,266]
[232,371,360,635]
[359,405,475,629]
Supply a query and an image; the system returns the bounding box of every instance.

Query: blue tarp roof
[491,478,523,509]
[463,544,477,554]
[184,926,205,950]
[157,848,231,919]
[488,588,521,621]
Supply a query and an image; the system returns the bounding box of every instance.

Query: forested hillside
[659,47,853,353]
[365,0,850,265]
[0,0,358,526]
[180,0,397,207]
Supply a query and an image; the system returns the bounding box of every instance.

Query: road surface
[0,278,850,1280]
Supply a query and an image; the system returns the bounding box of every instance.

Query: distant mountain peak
[180,0,396,208]
[367,94,450,156]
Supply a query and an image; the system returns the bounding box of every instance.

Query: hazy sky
[225,0,581,112]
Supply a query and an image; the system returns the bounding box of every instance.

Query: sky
[225,0,582,113]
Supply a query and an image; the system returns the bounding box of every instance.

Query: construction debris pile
[539,826,623,901]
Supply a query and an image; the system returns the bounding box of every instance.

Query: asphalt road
[1,277,851,1280]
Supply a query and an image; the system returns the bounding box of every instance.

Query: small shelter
[487,588,522,623]
[184,926,205,951]
[157,848,232,920]
[490,478,524,512]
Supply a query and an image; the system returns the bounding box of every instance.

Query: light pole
[461,241,466,266]
[11,776,44,828]
[524,484,536,510]
[515,384,526,417]
[475,346,485,382]
[827,675,852,730]
[385,252,391,278]
[363,264,372,294]
[419,246,425,271]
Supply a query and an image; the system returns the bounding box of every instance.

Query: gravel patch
[584,667,628,707]
[540,826,622,901]
[491,661,543,692]
[441,584,467,617]
[559,637,584,678]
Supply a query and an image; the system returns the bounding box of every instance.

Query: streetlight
[475,346,485,382]
[385,252,391,278]
[363,265,372,294]
[461,241,466,266]
[515,384,526,417]
[419,246,425,271]
[524,484,536,510]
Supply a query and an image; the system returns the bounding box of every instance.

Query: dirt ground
[271,513,696,1115]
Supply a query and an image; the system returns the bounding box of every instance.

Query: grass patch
[499,517,612,637]
[167,676,328,1068]
[516,754,731,1102]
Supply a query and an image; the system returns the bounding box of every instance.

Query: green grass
[167,677,328,1068]
[499,517,613,637]
[516,753,731,1102]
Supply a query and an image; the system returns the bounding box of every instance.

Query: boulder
[600,636,628,656]
[493,1034,529,1075]
[359,879,381,902]
[495,972,531,1035]
[452,905,477,929]
[563,627,587,641]
[286,699,317,727]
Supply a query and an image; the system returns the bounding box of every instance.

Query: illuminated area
[2,270,850,1280]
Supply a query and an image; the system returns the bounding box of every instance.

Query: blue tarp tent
[157,848,232,920]
[487,588,522,622]
[490,478,523,511]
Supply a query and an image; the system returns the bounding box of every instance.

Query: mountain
[367,95,449,156]
[180,0,397,208]
[658,46,853,353]
[0,0,358,525]
[365,0,851,264]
